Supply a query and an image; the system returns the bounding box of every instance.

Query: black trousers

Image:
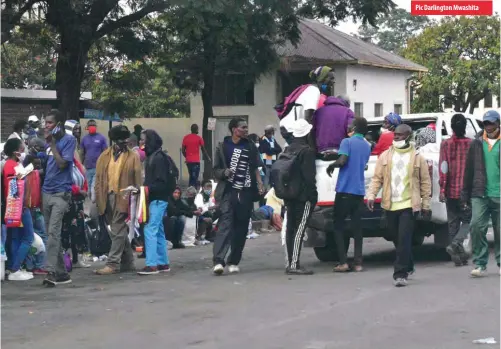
[285,200,315,269]
[446,198,471,247]
[386,208,415,279]
[212,190,253,266]
[332,193,364,265]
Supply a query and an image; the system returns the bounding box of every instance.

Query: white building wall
[190,71,279,141]
[343,65,412,119]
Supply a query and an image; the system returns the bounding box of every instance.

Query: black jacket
[144,149,174,202]
[462,132,489,202]
[167,197,194,218]
[284,137,317,203]
[259,136,282,163]
[213,137,262,203]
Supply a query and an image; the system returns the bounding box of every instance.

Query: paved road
[2,235,499,349]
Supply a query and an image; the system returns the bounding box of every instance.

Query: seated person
[194,180,220,242]
[166,187,194,249]
[372,112,402,156]
[312,94,354,158]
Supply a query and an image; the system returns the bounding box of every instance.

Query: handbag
[4,177,25,228]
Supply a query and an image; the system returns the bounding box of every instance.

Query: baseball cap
[28,115,39,122]
[483,110,500,123]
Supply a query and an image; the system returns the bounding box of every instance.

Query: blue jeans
[86,168,96,201]
[144,200,169,267]
[186,162,200,187]
[7,208,35,272]
[25,209,47,270]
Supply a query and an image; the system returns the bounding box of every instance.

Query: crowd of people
[1,66,499,289]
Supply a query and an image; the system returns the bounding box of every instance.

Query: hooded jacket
[284,137,318,202]
[312,97,355,153]
[143,131,175,203]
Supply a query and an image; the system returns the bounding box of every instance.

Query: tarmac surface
[2,234,500,349]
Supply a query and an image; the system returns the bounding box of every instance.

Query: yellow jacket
[367,146,431,212]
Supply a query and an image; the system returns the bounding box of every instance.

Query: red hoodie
[372,131,394,156]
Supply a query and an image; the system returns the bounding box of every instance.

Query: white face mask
[393,139,407,149]
[255,143,260,148]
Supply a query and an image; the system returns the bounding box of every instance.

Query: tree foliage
[403,16,500,113]
[92,60,190,118]
[355,8,430,54]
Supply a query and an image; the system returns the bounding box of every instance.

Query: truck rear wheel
[313,237,350,262]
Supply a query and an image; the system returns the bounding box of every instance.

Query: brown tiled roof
[278,19,427,72]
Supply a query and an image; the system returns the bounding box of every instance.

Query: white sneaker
[213,264,224,275]
[228,265,240,274]
[470,266,487,277]
[393,278,408,287]
[9,270,34,281]
[74,260,91,268]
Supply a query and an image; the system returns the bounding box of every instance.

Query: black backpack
[270,148,305,200]
[163,151,179,182]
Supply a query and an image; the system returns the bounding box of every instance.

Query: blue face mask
[52,123,61,136]
[320,84,328,93]
[36,151,47,160]
[204,189,212,196]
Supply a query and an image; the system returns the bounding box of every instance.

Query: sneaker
[137,266,159,275]
[42,273,71,287]
[446,245,462,266]
[95,266,118,275]
[8,270,34,281]
[158,264,170,273]
[228,265,240,274]
[213,264,224,275]
[407,268,416,279]
[74,260,91,268]
[285,267,314,275]
[32,268,49,275]
[470,266,487,277]
[394,278,408,287]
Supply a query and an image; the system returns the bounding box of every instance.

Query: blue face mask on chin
[36,151,47,160]
[320,84,328,93]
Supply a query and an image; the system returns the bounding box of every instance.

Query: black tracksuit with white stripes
[284,137,317,269]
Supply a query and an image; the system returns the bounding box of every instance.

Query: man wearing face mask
[27,115,41,140]
[94,125,142,275]
[372,112,402,156]
[326,118,371,272]
[462,110,500,277]
[367,124,431,287]
[81,119,108,202]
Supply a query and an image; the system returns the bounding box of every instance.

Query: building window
[394,104,402,115]
[374,103,383,117]
[484,93,493,108]
[279,71,311,101]
[354,102,363,118]
[213,74,254,106]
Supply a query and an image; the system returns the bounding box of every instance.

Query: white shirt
[279,85,320,133]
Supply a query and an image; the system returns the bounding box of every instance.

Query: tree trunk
[201,78,214,181]
[55,33,91,121]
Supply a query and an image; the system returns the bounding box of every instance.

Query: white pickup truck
[305,112,483,262]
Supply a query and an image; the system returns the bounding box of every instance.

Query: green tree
[403,16,500,113]
[1,20,57,89]
[355,8,430,54]
[92,60,190,118]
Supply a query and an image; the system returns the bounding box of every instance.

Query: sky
[335,0,501,34]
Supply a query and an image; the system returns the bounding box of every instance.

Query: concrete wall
[343,65,412,119]
[88,118,192,181]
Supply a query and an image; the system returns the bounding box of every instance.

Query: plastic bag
[64,252,72,272]
[281,210,287,246]
[182,217,197,246]
[463,233,472,255]
[29,233,45,255]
